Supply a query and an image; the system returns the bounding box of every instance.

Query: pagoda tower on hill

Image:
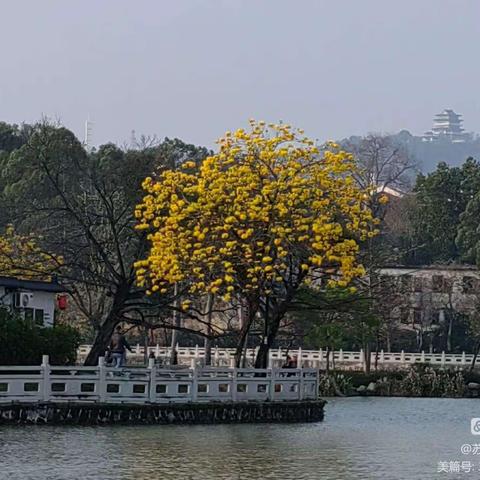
[423,109,467,142]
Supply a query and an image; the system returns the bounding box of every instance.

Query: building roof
[423,109,466,141]
[380,264,479,272]
[375,185,406,198]
[0,276,65,293]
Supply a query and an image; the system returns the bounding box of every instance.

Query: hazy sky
[1,0,480,148]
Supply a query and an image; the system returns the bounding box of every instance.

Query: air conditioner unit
[13,292,33,308]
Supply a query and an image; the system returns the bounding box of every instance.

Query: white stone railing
[77,345,476,369]
[0,356,319,404]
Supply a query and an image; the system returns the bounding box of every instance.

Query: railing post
[298,369,304,400]
[319,348,323,368]
[148,357,156,403]
[41,355,50,402]
[421,350,425,363]
[339,349,344,362]
[277,347,282,368]
[231,368,237,402]
[155,343,160,357]
[462,351,467,366]
[98,356,106,402]
[166,347,171,364]
[191,366,198,402]
[400,350,405,365]
[441,351,446,366]
[359,349,364,365]
[268,368,275,401]
[380,349,385,364]
[297,347,303,368]
[214,346,219,366]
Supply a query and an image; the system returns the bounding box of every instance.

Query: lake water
[1,397,478,479]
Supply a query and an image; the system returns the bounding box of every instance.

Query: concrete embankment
[0,400,326,425]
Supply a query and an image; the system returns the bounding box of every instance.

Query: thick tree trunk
[84,315,118,366]
[254,292,293,369]
[169,283,180,365]
[254,314,282,369]
[204,293,214,366]
[84,287,129,366]
[234,299,258,367]
[471,341,480,371]
[363,341,371,373]
[447,314,453,352]
[235,318,253,367]
[143,326,149,365]
[374,331,380,371]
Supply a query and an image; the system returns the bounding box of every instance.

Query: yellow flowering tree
[0,226,60,280]
[135,121,376,367]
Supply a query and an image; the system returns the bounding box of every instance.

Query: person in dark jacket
[109,326,133,368]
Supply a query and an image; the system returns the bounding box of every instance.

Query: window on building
[378,275,394,290]
[431,310,440,325]
[432,275,446,293]
[463,276,477,294]
[413,277,424,292]
[400,307,410,324]
[413,308,423,325]
[34,309,44,326]
[400,275,412,292]
[24,308,34,325]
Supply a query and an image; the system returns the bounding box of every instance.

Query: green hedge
[0,308,81,365]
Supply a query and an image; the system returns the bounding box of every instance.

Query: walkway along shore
[77,345,475,370]
[0,356,324,425]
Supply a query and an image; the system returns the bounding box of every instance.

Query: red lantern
[57,295,68,310]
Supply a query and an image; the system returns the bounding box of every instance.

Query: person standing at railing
[282,355,298,369]
[108,326,133,368]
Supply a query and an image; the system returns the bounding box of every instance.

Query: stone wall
[0,400,326,425]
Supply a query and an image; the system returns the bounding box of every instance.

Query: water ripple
[0,398,475,479]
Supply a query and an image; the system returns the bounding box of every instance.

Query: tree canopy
[135,121,376,366]
[408,158,480,264]
[0,226,59,280]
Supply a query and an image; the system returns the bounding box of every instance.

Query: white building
[378,265,480,352]
[0,276,65,327]
[423,109,467,142]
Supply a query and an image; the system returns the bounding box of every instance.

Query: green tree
[457,193,480,264]
[290,286,378,372]
[410,158,480,264]
[1,121,211,365]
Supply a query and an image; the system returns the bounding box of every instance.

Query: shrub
[0,308,81,365]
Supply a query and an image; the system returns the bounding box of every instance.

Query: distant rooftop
[423,109,467,142]
[0,276,65,293]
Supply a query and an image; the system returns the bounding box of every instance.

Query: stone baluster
[98,356,106,402]
[41,355,50,402]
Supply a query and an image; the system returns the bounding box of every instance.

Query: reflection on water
[0,398,476,479]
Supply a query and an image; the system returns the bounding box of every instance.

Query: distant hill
[342,130,480,173]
